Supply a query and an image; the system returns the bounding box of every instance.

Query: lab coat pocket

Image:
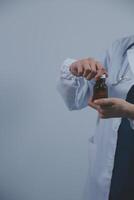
[88,136,96,174]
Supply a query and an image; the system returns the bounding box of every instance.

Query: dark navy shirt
[109,85,134,200]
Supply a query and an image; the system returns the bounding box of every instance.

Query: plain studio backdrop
[0,0,134,200]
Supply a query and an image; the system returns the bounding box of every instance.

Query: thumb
[94,98,114,106]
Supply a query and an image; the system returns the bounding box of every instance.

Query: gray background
[0,0,134,200]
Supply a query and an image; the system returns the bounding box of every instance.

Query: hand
[69,58,108,80]
[88,97,134,119]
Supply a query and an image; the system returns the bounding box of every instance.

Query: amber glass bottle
[92,74,108,101]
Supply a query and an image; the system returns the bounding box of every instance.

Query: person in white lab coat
[57,35,134,200]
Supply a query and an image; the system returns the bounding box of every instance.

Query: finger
[99,113,108,119]
[94,98,114,106]
[83,64,91,77]
[88,101,99,110]
[86,62,97,80]
[98,105,113,118]
[70,63,78,76]
[88,97,100,110]
[77,64,84,76]
[100,105,112,110]
[98,108,110,118]
[98,107,108,115]
[96,62,106,72]
[95,63,108,80]
[96,62,108,75]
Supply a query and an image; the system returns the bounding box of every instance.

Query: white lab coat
[57,35,134,200]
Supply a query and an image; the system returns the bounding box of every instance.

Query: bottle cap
[100,74,106,79]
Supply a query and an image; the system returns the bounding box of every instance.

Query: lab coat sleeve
[57,58,94,110]
[57,52,110,111]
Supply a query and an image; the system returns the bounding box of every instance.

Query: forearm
[125,102,134,119]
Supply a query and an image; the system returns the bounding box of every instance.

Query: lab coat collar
[127,49,134,75]
[111,36,134,85]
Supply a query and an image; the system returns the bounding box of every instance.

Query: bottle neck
[96,78,105,84]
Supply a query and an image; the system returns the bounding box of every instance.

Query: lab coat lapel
[127,49,134,75]
[110,36,134,85]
